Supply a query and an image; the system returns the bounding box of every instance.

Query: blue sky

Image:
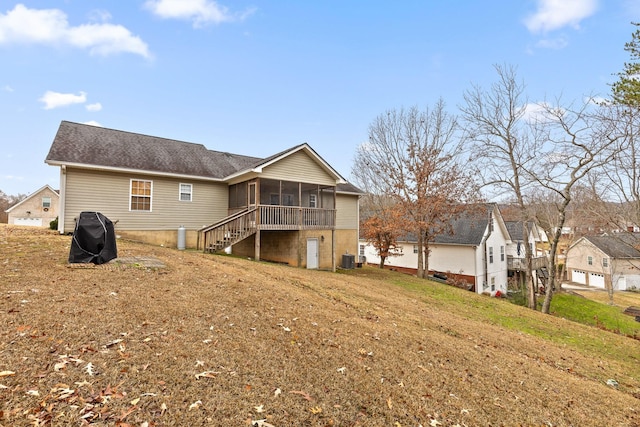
[1,0,639,196]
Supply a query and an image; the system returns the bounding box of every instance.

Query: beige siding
[63,168,228,233]
[261,151,336,186]
[335,193,358,230]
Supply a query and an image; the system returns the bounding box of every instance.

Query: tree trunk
[417,231,425,278]
[379,256,386,269]
[523,222,537,310]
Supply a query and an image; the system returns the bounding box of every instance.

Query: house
[504,220,549,290]
[5,184,59,227]
[45,121,362,270]
[565,234,640,291]
[360,203,510,295]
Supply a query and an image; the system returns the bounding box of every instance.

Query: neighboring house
[45,121,362,270]
[360,203,510,295]
[504,221,549,290]
[5,185,59,227]
[565,234,640,291]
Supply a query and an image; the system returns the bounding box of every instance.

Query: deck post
[254,229,261,261]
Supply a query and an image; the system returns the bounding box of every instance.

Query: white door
[306,238,319,269]
[572,270,586,284]
[14,217,43,227]
[589,273,605,288]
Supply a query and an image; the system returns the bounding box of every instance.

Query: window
[42,197,51,208]
[603,258,609,268]
[489,247,494,263]
[282,194,295,206]
[130,179,152,211]
[179,183,192,202]
[491,277,496,291]
[309,193,317,208]
[359,244,365,256]
[500,245,505,262]
[588,256,593,266]
[413,245,419,254]
[270,193,280,205]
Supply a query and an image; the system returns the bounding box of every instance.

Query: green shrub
[49,216,58,230]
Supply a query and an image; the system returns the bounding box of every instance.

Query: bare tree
[460,64,541,309]
[352,101,479,278]
[529,97,620,313]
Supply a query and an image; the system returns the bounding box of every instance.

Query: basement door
[307,238,319,269]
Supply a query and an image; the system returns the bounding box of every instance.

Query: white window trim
[42,197,51,208]
[179,183,193,202]
[130,179,153,212]
[309,193,317,208]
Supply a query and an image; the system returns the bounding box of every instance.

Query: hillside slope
[1,226,639,426]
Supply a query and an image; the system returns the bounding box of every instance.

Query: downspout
[58,165,67,234]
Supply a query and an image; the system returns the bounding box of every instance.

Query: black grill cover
[68,212,117,264]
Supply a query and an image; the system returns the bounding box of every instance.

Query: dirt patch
[1,225,639,426]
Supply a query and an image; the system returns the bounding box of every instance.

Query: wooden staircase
[197,208,257,253]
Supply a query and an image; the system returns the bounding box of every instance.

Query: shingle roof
[432,204,494,245]
[584,234,640,258]
[396,204,495,245]
[504,221,537,241]
[46,121,262,179]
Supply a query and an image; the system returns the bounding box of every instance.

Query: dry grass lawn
[1,225,640,426]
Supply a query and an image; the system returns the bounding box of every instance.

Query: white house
[360,203,511,295]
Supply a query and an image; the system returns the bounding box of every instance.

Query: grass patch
[549,292,640,338]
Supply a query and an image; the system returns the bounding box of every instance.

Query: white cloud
[0,4,150,58]
[145,0,255,28]
[2,85,13,92]
[86,102,102,112]
[39,90,87,110]
[525,0,598,33]
[535,36,568,49]
[522,102,563,123]
[82,120,103,127]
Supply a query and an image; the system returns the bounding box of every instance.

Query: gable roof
[225,143,347,184]
[390,204,505,246]
[578,234,640,259]
[5,185,59,213]
[46,121,347,184]
[433,203,499,245]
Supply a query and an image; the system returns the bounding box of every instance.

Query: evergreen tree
[612,22,640,107]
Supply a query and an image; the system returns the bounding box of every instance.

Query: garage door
[13,217,43,227]
[571,270,586,284]
[589,273,605,288]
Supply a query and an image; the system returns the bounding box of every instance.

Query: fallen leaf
[387,397,393,409]
[430,419,442,427]
[84,362,95,376]
[188,400,202,410]
[195,371,220,379]
[130,397,140,406]
[252,420,275,427]
[104,339,123,348]
[310,406,322,414]
[0,371,15,377]
[289,390,313,401]
[254,404,264,413]
[273,388,282,397]
[160,402,167,415]
[26,389,39,396]
[337,367,346,374]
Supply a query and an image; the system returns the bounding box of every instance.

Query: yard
[1,225,639,426]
